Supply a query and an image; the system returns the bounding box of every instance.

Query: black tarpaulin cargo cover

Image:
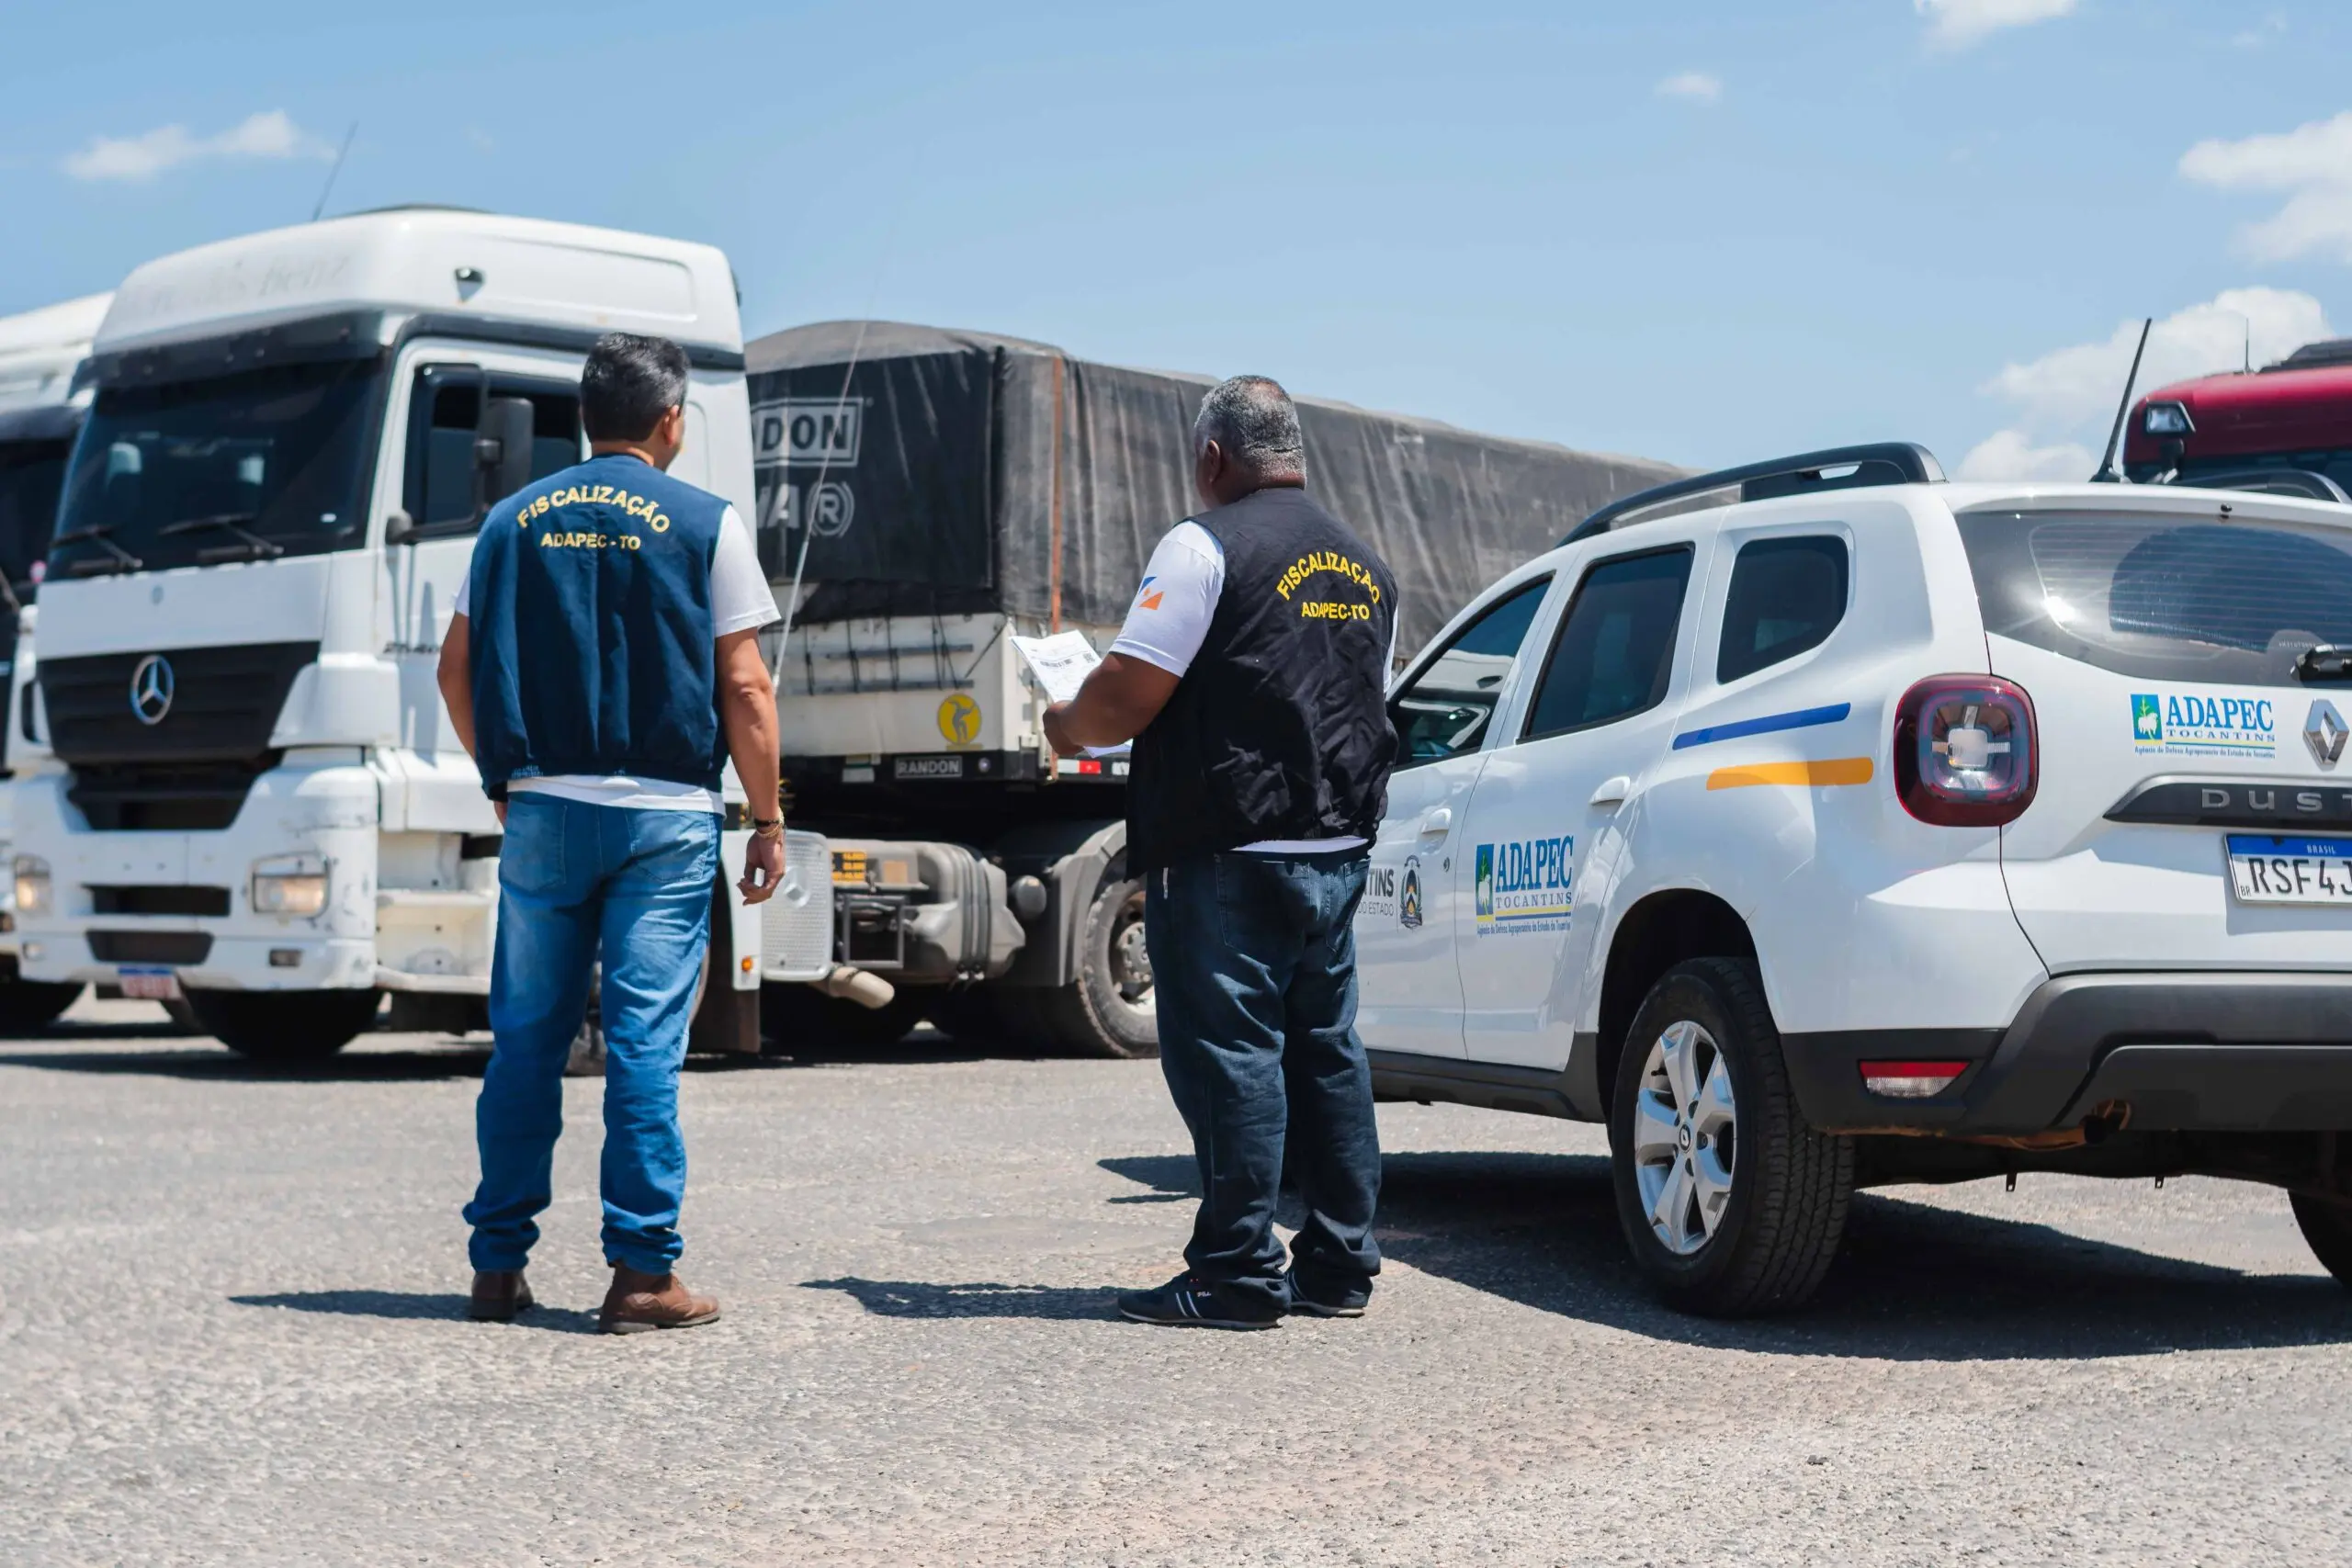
[745,321,1681,651]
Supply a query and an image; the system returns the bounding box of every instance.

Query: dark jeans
[1144,849,1382,1308]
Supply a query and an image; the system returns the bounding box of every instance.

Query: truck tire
[759,982,929,1052]
[1609,957,1851,1316]
[0,979,85,1036]
[183,988,383,1064]
[1035,874,1157,1059]
[2290,1191,2352,1286]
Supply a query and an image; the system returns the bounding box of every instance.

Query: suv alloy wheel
[1609,957,1854,1315]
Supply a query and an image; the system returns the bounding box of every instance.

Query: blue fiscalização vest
[467,451,729,801]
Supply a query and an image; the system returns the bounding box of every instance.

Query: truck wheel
[1036,874,1157,1059]
[183,988,383,1064]
[0,979,85,1036]
[1609,957,1851,1316]
[2290,1191,2352,1286]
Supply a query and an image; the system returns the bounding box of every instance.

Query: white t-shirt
[452,502,780,814]
[1108,520,1391,855]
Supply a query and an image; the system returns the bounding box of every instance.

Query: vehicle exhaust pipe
[818,965,896,1010]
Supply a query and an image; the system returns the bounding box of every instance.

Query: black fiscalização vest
[1127,487,1399,874]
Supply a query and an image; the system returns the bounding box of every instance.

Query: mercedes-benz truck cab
[12,211,766,1060]
[0,291,113,1033]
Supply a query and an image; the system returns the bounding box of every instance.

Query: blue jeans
[1144,850,1383,1310]
[463,795,717,1276]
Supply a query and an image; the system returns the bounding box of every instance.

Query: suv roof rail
[1563,442,1945,545]
[2165,468,2351,503]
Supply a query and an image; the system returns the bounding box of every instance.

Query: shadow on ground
[801,1278,1117,1321]
[231,1290,601,1333]
[0,1043,494,1082]
[1091,1149,2352,1360]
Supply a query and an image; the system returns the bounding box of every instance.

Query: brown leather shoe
[598,1264,720,1334]
[469,1269,534,1322]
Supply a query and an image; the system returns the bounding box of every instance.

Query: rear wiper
[51,524,144,574]
[2295,644,2352,683]
[159,513,285,561]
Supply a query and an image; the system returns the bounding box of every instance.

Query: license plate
[892,754,966,781]
[119,966,181,1000]
[2225,835,2352,905]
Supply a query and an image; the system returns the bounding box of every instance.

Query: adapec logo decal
[937,694,981,747]
[1399,856,1424,929]
[2132,692,2277,760]
[1473,835,1574,936]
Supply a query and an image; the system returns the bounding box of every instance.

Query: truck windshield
[51,358,380,577]
[0,439,69,597]
[1960,507,2352,685]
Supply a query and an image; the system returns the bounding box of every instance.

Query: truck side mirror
[475,397,537,511]
[384,509,418,547]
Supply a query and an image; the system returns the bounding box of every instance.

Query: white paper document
[1011,631,1102,705]
[1012,631,1129,758]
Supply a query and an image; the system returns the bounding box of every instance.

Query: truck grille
[41,641,318,766]
[88,931,213,965]
[89,886,233,917]
[760,832,835,981]
[66,759,279,832]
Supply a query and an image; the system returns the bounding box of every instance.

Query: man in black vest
[1045,375,1398,1329]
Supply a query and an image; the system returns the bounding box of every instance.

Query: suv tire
[184,988,382,1064]
[1608,957,1852,1316]
[2290,1191,2352,1286]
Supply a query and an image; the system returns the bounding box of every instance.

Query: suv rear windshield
[51,359,381,577]
[1959,508,2352,685]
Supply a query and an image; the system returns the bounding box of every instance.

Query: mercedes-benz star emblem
[2307,698,2348,770]
[129,654,175,727]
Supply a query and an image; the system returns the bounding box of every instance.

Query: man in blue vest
[435,332,785,1334]
[1046,376,1398,1329]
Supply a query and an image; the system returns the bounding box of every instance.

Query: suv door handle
[1589,774,1633,808]
[1417,807,1453,839]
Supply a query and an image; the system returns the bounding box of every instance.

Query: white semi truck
[0,292,113,1032]
[8,211,825,1059]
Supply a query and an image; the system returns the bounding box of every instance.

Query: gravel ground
[6,996,2352,1566]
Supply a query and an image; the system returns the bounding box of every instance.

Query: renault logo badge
[129,654,175,727]
[2307,697,2348,769]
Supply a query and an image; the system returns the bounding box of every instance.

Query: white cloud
[1656,72,1722,105]
[1956,430,2098,481]
[63,110,329,183]
[2180,110,2352,264]
[1981,288,2333,433]
[1916,0,2076,51]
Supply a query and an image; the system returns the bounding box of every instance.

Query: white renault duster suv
[1359,443,2352,1315]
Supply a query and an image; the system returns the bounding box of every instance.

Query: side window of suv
[1717,535,1849,683]
[1521,547,1693,741]
[1389,575,1552,767]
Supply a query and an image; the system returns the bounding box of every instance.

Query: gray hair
[1193,375,1304,474]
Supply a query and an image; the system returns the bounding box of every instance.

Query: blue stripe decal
[1673,702,1852,750]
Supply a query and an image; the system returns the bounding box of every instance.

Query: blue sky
[4,1,2348,479]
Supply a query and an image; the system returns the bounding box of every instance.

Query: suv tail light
[1894,675,2038,827]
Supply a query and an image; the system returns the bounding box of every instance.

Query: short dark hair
[1194,375,1304,474]
[581,332,690,441]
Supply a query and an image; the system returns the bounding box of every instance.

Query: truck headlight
[252,855,328,917]
[12,855,49,915]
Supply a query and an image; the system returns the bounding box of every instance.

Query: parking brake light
[1894,675,2038,827]
[1860,1061,1969,1098]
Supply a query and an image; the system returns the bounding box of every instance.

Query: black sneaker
[1117,1271,1284,1330]
[1283,1269,1372,1318]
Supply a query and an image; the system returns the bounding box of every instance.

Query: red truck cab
[2125,339,2352,494]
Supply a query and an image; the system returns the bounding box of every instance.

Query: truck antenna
[311,123,357,222]
[2090,316,2153,484]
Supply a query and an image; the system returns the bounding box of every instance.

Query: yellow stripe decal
[1705,757,1876,790]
